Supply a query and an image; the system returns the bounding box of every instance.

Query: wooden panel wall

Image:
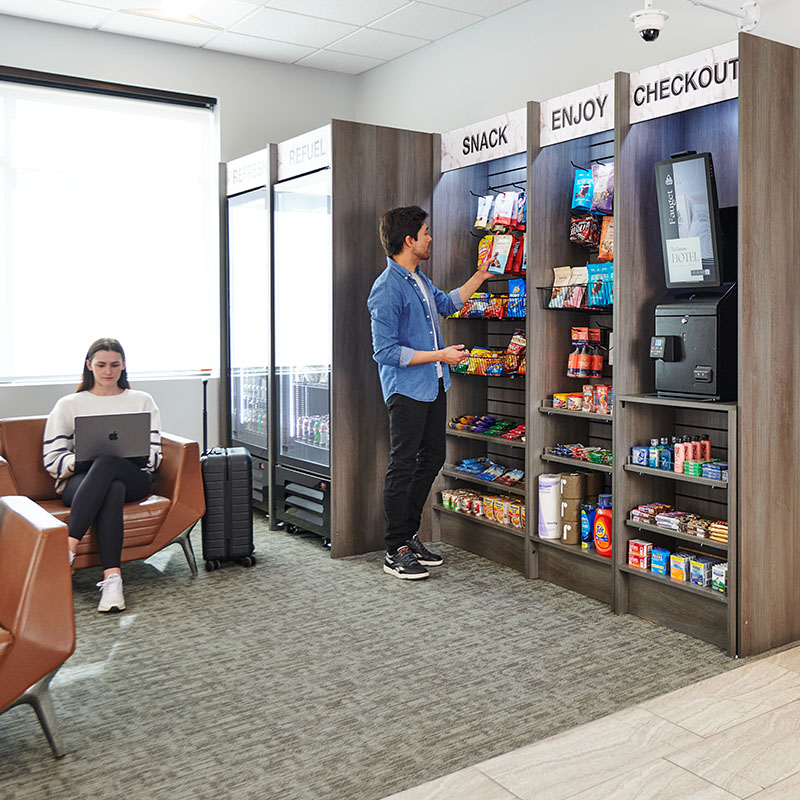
[330,120,434,558]
[738,33,800,655]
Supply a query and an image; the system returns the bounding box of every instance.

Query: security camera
[630,1,669,42]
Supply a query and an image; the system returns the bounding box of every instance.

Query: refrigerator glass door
[228,187,269,455]
[273,169,332,476]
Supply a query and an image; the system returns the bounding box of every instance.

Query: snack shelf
[433,503,525,539]
[538,401,613,423]
[530,533,612,566]
[623,462,728,490]
[541,452,613,473]
[536,286,612,313]
[625,519,728,552]
[452,372,524,380]
[618,564,728,605]
[446,428,526,450]
[441,465,525,496]
[448,315,526,321]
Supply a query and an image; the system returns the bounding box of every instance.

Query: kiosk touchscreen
[650,151,737,401]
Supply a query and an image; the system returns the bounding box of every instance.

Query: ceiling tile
[231,7,357,48]
[265,0,409,27]
[189,0,257,28]
[100,11,221,45]
[0,0,110,27]
[370,2,482,39]
[296,49,385,75]
[203,30,314,61]
[329,27,427,60]
[422,0,527,17]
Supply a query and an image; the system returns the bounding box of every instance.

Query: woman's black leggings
[62,454,152,570]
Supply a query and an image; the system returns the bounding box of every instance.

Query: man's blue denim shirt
[368,257,464,403]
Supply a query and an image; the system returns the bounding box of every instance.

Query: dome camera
[630,4,669,42]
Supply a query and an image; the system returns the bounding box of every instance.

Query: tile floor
[383,645,800,800]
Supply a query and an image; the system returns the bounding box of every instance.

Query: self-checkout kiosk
[650,151,737,401]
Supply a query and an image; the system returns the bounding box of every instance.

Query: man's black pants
[383,381,446,554]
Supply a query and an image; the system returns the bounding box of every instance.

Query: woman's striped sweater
[43,389,162,494]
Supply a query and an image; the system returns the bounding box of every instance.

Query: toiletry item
[593,494,612,557]
[648,438,660,469]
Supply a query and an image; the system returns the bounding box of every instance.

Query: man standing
[368,205,492,579]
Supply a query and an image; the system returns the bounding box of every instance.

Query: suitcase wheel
[238,555,256,568]
[205,559,221,572]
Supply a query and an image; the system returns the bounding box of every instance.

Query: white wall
[0,13,357,161]
[355,0,800,133]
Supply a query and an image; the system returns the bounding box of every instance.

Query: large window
[0,75,219,382]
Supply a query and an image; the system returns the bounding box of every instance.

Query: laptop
[73,412,151,469]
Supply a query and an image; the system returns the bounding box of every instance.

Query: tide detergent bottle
[593,494,612,557]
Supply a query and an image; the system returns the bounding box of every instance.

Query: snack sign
[277,124,332,180]
[441,108,527,172]
[540,80,614,147]
[629,40,738,123]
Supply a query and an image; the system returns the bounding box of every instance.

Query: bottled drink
[659,437,672,470]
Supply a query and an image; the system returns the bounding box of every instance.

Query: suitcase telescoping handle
[202,377,209,453]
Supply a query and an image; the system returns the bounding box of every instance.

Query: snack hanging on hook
[571,168,593,212]
[598,216,614,262]
[590,162,614,215]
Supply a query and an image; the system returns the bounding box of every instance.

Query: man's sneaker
[96,574,126,612]
[407,534,443,567]
[384,545,429,580]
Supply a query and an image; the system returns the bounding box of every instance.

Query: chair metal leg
[5,668,66,758]
[169,522,198,576]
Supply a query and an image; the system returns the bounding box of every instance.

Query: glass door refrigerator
[269,121,433,557]
[272,167,332,540]
[224,148,273,512]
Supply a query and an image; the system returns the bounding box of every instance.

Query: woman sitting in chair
[42,338,162,612]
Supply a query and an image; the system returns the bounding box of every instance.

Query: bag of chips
[587,262,614,307]
[572,168,593,212]
[475,195,494,229]
[492,192,518,228]
[598,216,614,262]
[477,234,495,269]
[549,266,572,309]
[591,162,614,215]
[562,265,588,309]
[570,215,601,248]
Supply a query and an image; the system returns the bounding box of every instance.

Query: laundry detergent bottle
[593,494,613,558]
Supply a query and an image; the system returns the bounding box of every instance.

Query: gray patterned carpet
[0,515,741,800]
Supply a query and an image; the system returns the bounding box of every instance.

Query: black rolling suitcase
[200,447,256,571]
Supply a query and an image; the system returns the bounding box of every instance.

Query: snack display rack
[527,109,616,605]
[430,111,532,573]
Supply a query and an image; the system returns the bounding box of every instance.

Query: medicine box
[670,553,691,582]
[689,557,714,587]
[628,553,650,570]
[651,547,670,576]
[628,539,652,559]
[712,562,728,594]
[631,446,648,466]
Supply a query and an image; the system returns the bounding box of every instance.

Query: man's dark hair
[379,205,428,258]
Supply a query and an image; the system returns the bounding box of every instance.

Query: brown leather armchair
[0,416,206,573]
[0,495,76,757]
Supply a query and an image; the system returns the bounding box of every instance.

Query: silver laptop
[73,412,151,466]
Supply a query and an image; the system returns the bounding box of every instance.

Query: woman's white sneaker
[96,574,126,612]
